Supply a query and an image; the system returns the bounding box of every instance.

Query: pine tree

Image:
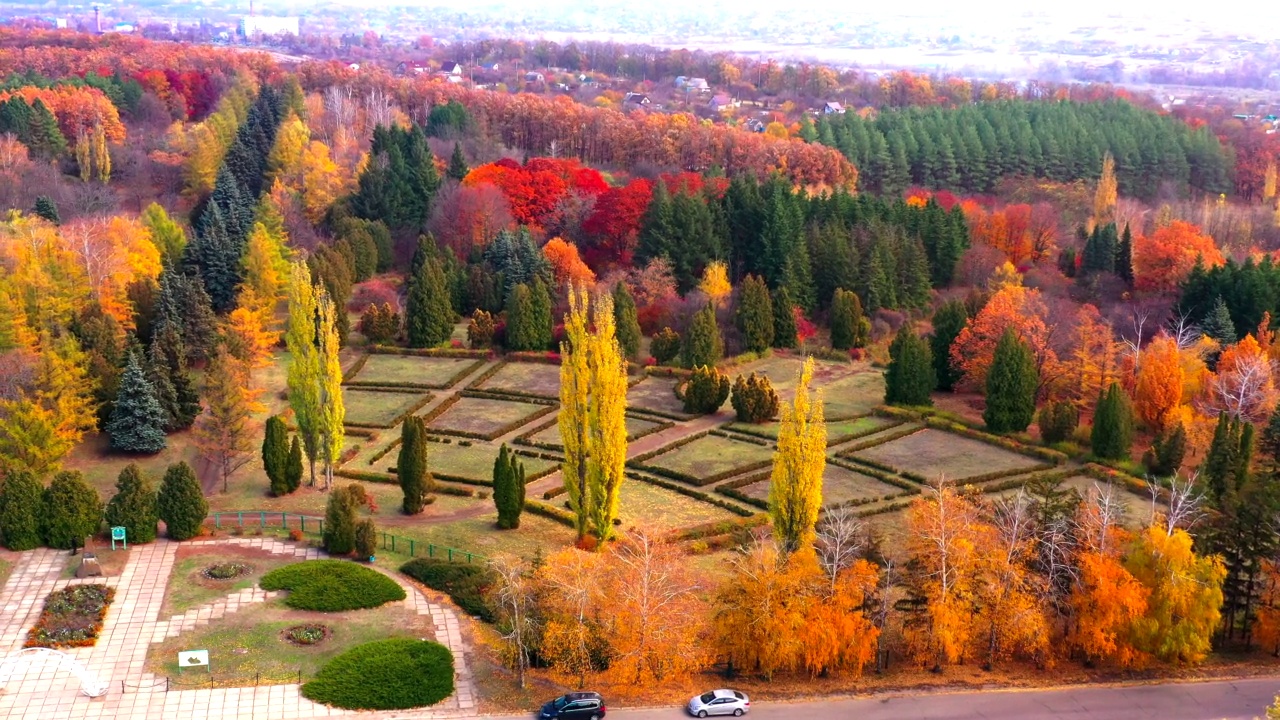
[682,302,724,369]
[263,415,291,496]
[769,358,825,555]
[492,444,526,530]
[406,257,454,348]
[33,196,59,224]
[0,471,43,550]
[107,352,168,454]
[612,282,642,359]
[323,486,358,555]
[447,142,469,181]
[285,435,304,493]
[884,326,936,406]
[983,328,1039,433]
[735,274,774,353]
[1202,296,1237,346]
[398,416,430,514]
[42,471,102,550]
[1144,421,1187,477]
[682,365,731,414]
[149,323,200,431]
[1116,223,1134,284]
[505,283,535,351]
[930,300,968,391]
[1263,407,1280,468]
[830,288,868,351]
[771,286,797,348]
[1090,383,1135,461]
[528,278,553,350]
[1037,400,1080,444]
[104,464,158,544]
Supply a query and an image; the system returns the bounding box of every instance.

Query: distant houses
[822,101,846,115]
[708,94,739,112]
[676,76,711,93]
[624,92,651,108]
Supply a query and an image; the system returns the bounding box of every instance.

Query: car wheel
[590,715,600,720]
[698,712,708,718]
[734,710,744,717]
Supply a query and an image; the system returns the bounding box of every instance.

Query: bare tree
[1167,312,1203,351]
[1200,353,1278,423]
[1119,307,1150,369]
[487,554,540,689]
[815,504,865,593]
[364,88,395,130]
[1150,471,1205,536]
[1079,482,1128,556]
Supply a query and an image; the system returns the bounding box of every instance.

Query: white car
[687,689,750,717]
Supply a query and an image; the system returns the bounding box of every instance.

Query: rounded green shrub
[649,327,681,365]
[681,365,730,415]
[260,560,405,611]
[400,558,494,621]
[301,638,454,710]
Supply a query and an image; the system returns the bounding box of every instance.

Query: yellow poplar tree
[315,289,345,491]
[267,110,309,183]
[1093,151,1117,227]
[299,140,346,224]
[1126,525,1225,665]
[286,261,322,486]
[698,260,732,307]
[768,357,826,554]
[560,285,591,542]
[241,222,284,321]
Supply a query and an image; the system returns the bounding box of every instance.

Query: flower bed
[25,585,115,649]
[203,562,252,580]
[283,623,330,646]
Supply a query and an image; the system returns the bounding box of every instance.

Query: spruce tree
[323,486,358,555]
[1090,383,1135,461]
[149,323,201,430]
[157,461,208,541]
[528,278,553,350]
[983,328,1038,433]
[263,416,291,496]
[735,274,774,353]
[1116,223,1134,284]
[104,464,158,544]
[398,416,429,514]
[682,302,724,369]
[1037,401,1079,444]
[504,283,535,351]
[612,282,642,359]
[830,288,868,351]
[42,471,102,550]
[1144,421,1187,477]
[285,436,304,493]
[771,286,797,349]
[1262,407,1280,467]
[447,142,469,181]
[0,471,43,550]
[406,257,454,348]
[33,196,59,224]
[106,353,168,453]
[492,444,526,530]
[930,300,968,391]
[1202,296,1237,346]
[884,326,936,406]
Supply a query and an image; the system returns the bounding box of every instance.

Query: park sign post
[110,526,127,551]
[177,650,210,673]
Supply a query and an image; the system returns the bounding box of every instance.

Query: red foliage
[348,278,400,313]
[794,307,817,345]
[581,178,653,270]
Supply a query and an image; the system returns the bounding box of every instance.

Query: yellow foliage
[697,260,732,306]
[768,358,825,554]
[299,140,346,224]
[1125,526,1225,665]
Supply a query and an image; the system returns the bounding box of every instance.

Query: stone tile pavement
[0,537,479,720]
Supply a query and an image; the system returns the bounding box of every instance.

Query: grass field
[617,480,740,530]
[343,388,432,428]
[147,599,432,688]
[476,362,562,398]
[527,415,666,449]
[727,415,890,444]
[851,428,1042,481]
[627,377,691,417]
[424,442,558,483]
[161,547,296,618]
[426,396,552,438]
[378,510,576,560]
[736,463,904,507]
[640,434,775,483]
[733,356,884,419]
[346,354,483,389]
[989,475,1159,526]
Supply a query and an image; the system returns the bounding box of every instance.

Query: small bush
[467,309,495,348]
[359,303,400,345]
[354,519,378,559]
[650,327,681,365]
[731,372,779,423]
[302,638,454,710]
[284,623,330,646]
[260,560,405,611]
[203,562,251,580]
[1038,401,1079,445]
[681,365,730,414]
[400,559,495,621]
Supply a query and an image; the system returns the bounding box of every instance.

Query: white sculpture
[0,647,109,697]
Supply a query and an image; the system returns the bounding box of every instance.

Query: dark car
[539,691,607,719]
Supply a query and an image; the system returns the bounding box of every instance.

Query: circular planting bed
[259,560,406,611]
[202,562,252,580]
[301,638,455,710]
[282,623,330,646]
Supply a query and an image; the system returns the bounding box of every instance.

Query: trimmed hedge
[344,426,378,439]
[345,359,485,391]
[838,424,923,455]
[980,468,1075,494]
[630,457,774,488]
[643,365,693,379]
[624,471,755,517]
[428,402,557,442]
[856,500,914,518]
[901,463,1054,488]
[342,353,370,381]
[826,456,922,494]
[464,360,507,389]
[259,560,406,611]
[671,514,770,542]
[524,500,576,527]
[627,429,713,465]
[368,438,403,466]
[335,469,398,485]
[875,405,1070,466]
[1083,463,1162,500]
[416,393,461,426]
[369,345,491,359]
[542,485,568,500]
[400,558,495,621]
[709,429,772,447]
[503,351,562,365]
[302,638,454,710]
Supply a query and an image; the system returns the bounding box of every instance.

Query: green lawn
[626,377,691,417]
[161,549,296,618]
[732,356,884,419]
[342,388,433,428]
[639,434,775,484]
[727,415,890,444]
[527,415,665,449]
[852,428,1042,481]
[476,362,562,398]
[346,355,483,389]
[426,396,553,438]
[616,480,739,530]
[737,464,904,507]
[425,441,558,483]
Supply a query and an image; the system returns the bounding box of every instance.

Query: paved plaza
[0,538,478,720]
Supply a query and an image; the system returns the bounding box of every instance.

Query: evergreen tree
[1202,296,1237,347]
[735,274,774,353]
[1262,407,1280,468]
[1037,401,1080,444]
[263,415,291,497]
[1144,421,1187,477]
[323,486,358,555]
[33,196,59,224]
[354,519,377,560]
[157,461,207,541]
[447,142,469,181]
[650,327,681,365]
[285,436,304,494]
[829,288,868,350]
[612,282,642,359]
[731,373,780,423]
[106,353,168,454]
[682,302,724,369]
[26,99,67,158]
[1090,383,1135,461]
[157,269,217,363]
[149,323,201,430]
[398,416,430,514]
[0,471,43,550]
[930,300,968,391]
[505,280,552,351]
[104,464,158,544]
[1201,413,1248,506]
[771,286,797,348]
[884,326,936,406]
[1116,223,1134,284]
[682,365,731,414]
[983,328,1038,433]
[492,444,526,530]
[406,257,454,348]
[529,278,553,349]
[42,471,102,550]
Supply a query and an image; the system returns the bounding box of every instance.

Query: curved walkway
[0,538,476,720]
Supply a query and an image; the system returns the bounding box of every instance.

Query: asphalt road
[561,677,1280,720]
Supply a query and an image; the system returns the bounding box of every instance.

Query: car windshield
[699,692,716,703]
[554,697,570,709]
[733,691,744,699]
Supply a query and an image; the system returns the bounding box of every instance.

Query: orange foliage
[1061,304,1121,405]
[543,237,595,287]
[966,203,1057,266]
[949,286,1057,394]
[1204,334,1278,422]
[59,216,162,329]
[1132,221,1224,293]
[0,85,125,147]
[1070,551,1148,667]
[1132,335,1184,430]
